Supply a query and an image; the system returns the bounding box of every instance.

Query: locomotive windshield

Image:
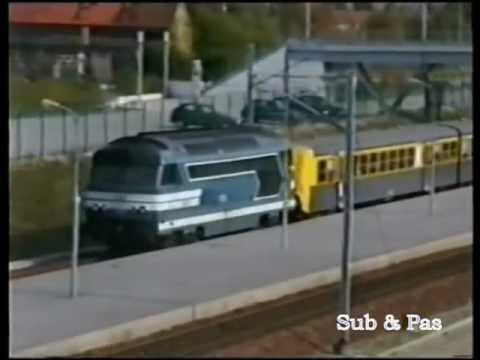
[88,145,160,193]
[89,164,159,193]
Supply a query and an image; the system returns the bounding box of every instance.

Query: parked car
[170,103,238,129]
[241,95,347,126]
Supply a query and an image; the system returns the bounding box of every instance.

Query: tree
[189,6,280,81]
[429,3,470,41]
[364,8,419,41]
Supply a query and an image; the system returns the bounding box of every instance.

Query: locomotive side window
[161,164,181,185]
[188,155,281,197]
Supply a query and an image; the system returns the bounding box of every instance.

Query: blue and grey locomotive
[82,128,295,250]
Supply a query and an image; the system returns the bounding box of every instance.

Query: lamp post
[137,30,145,102]
[41,99,81,299]
[305,2,312,40]
[161,31,170,129]
[421,3,428,41]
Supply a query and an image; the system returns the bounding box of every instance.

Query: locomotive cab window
[161,164,181,185]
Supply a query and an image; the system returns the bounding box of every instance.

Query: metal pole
[17,116,22,160]
[161,31,170,129]
[62,110,67,153]
[339,71,357,349]
[305,2,311,40]
[457,3,464,42]
[103,108,108,144]
[142,100,147,132]
[137,31,145,101]
[84,112,89,152]
[282,95,290,251]
[39,110,45,159]
[430,143,436,216]
[192,59,203,103]
[122,107,127,137]
[71,115,81,298]
[281,47,291,251]
[421,3,428,41]
[246,43,255,124]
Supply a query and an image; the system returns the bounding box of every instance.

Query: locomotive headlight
[290,179,295,189]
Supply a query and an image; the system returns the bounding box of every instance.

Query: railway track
[77,245,471,357]
[11,184,470,280]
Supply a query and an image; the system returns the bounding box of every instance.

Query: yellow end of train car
[292,146,341,214]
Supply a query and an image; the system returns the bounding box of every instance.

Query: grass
[9,157,93,260]
[9,76,108,116]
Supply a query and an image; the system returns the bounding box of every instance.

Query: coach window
[379,152,387,172]
[369,153,377,174]
[407,148,415,167]
[463,139,472,159]
[354,156,359,176]
[318,160,327,182]
[450,141,458,158]
[389,150,397,171]
[161,164,181,185]
[398,149,406,169]
[360,154,368,176]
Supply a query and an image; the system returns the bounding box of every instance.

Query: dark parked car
[241,98,306,125]
[241,95,347,126]
[171,103,238,129]
[296,95,347,119]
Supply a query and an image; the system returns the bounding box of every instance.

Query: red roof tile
[9,3,176,30]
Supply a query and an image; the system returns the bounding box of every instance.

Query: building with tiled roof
[9,3,192,83]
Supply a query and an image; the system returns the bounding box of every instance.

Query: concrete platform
[10,187,472,357]
[381,317,472,357]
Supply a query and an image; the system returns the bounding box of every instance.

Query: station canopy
[285,39,472,68]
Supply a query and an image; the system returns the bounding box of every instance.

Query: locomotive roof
[294,119,472,155]
[130,126,287,163]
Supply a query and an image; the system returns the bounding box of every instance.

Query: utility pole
[421,3,428,41]
[336,71,357,352]
[136,30,145,101]
[305,2,311,40]
[161,31,170,129]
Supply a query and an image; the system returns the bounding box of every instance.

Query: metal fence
[9,94,249,163]
[9,83,470,163]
